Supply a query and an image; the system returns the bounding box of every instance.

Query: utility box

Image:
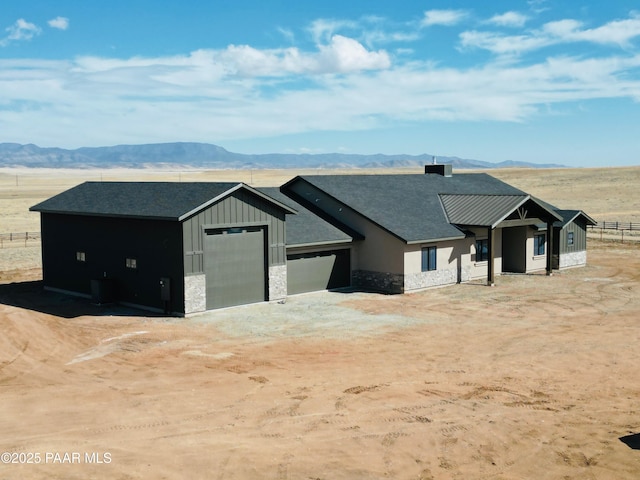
[160,277,171,301]
[91,278,115,304]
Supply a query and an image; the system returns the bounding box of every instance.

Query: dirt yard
[1,166,639,479]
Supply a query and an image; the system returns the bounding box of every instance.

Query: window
[567,232,574,246]
[534,234,546,256]
[421,246,437,272]
[76,251,86,262]
[475,239,489,262]
[126,258,137,269]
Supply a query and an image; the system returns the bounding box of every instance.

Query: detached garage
[31,182,296,315]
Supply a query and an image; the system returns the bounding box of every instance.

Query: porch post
[487,226,495,286]
[546,221,554,276]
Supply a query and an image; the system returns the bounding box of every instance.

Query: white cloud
[567,15,640,46]
[422,10,468,27]
[1,12,640,148]
[461,13,640,55]
[308,18,357,43]
[1,19,41,46]
[48,17,70,31]
[70,35,390,80]
[318,35,390,72]
[488,12,529,28]
[221,36,390,76]
[277,27,294,43]
[2,46,639,148]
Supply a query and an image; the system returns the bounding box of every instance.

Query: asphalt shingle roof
[258,187,354,247]
[531,197,596,228]
[289,173,527,243]
[30,182,294,221]
[553,209,597,228]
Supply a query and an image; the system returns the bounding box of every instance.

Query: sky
[1,1,639,167]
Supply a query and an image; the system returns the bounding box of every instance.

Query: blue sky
[1,1,639,166]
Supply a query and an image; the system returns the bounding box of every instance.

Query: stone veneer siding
[268,264,287,301]
[559,250,587,269]
[404,266,471,291]
[184,274,206,314]
[352,270,404,294]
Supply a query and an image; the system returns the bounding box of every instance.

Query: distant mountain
[0,142,565,169]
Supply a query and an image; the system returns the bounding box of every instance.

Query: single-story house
[30,166,595,315]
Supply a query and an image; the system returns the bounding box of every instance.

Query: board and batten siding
[182,189,287,275]
[558,220,587,254]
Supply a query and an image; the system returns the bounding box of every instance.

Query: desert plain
[0,166,639,479]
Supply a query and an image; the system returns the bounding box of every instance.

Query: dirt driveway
[1,240,639,479]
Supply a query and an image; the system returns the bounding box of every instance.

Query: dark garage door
[287,249,350,295]
[204,228,266,309]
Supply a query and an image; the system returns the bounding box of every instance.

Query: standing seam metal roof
[439,194,529,227]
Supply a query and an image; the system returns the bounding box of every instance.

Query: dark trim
[487,227,495,286]
[281,184,365,241]
[546,221,554,275]
[498,218,544,228]
[286,239,354,249]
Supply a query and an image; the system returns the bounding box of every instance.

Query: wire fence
[0,232,41,248]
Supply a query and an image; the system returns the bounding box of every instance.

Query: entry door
[502,227,526,273]
[204,228,266,309]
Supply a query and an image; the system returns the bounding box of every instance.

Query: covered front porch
[440,194,563,286]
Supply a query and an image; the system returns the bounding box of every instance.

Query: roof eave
[490,195,564,228]
[241,183,298,214]
[406,234,466,245]
[561,211,597,228]
[30,209,178,221]
[286,239,354,249]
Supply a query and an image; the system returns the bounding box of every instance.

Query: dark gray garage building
[30,182,295,315]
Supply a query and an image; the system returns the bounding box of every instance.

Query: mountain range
[0,142,564,169]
